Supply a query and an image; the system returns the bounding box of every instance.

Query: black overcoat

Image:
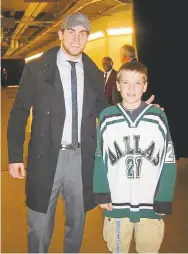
[7,46,107,213]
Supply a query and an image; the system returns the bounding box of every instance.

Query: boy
[93,61,176,253]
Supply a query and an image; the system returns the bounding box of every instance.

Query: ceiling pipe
[12,0,108,58]
[15,20,54,24]
[4,2,48,58]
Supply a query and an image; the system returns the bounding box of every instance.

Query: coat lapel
[82,70,91,119]
[82,54,97,120]
[39,47,65,148]
[107,69,115,84]
[51,68,65,148]
[40,46,65,113]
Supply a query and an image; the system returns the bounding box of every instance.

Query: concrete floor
[1,87,188,253]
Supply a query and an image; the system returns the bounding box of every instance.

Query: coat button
[40,133,44,137]
[44,64,49,72]
[45,110,51,115]
[92,134,95,139]
[37,154,42,159]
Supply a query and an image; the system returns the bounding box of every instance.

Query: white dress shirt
[104,69,113,85]
[57,49,84,145]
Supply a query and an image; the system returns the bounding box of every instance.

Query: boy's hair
[117,61,147,83]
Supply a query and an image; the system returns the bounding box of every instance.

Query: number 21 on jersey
[125,156,142,178]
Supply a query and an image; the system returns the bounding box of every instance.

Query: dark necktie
[104,72,107,84]
[67,61,78,149]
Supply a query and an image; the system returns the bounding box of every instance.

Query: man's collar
[129,58,137,62]
[57,48,82,64]
[106,68,113,74]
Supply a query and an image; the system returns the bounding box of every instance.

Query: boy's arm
[93,112,112,204]
[154,112,177,215]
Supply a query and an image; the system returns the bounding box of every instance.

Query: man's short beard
[62,43,82,57]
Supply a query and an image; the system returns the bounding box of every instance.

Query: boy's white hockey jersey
[93,104,176,222]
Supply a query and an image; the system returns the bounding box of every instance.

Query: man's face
[120,48,130,64]
[58,25,89,58]
[102,58,113,72]
[117,70,147,106]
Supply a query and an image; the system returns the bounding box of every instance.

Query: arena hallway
[1,87,188,253]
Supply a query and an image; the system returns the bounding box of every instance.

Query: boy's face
[117,70,147,107]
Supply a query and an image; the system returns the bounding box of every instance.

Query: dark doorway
[133,0,188,158]
[1,59,25,86]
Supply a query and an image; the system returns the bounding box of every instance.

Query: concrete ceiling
[1,0,131,59]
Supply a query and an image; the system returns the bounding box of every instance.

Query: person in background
[102,56,117,105]
[120,44,137,64]
[2,67,8,87]
[7,12,107,253]
[93,61,176,253]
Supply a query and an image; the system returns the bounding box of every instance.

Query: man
[120,44,137,64]
[7,13,107,253]
[102,57,117,105]
[2,67,8,87]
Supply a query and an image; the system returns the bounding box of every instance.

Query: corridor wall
[85,5,134,70]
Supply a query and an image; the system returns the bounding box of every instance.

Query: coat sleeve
[7,63,36,163]
[93,112,112,204]
[153,111,177,214]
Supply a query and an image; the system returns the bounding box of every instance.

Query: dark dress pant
[28,148,85,253]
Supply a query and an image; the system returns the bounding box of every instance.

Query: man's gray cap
[61,12,91,33]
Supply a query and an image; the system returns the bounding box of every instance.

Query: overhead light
[7,85,19,87]
[25,52,43,63]
[107,27,133,36]
[88,31,104,41]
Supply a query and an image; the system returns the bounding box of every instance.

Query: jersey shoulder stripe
[99,106,124,132]
[143,107,168,139]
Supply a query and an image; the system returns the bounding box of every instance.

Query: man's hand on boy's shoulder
[99,203,113,211]
[145,95,164,111]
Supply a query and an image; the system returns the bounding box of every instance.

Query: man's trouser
[103,217,165,253]
[28,148,85,253]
